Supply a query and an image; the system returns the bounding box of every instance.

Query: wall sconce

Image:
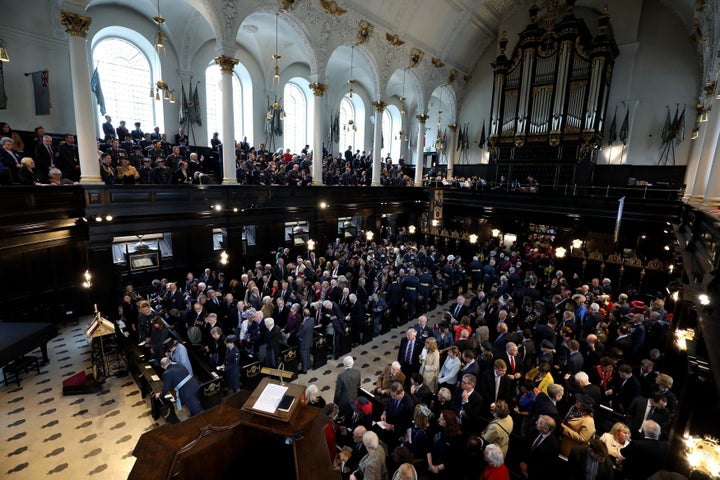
[684,434,720,477]
[431,219,439,227]
[220,251,229,265]
[0,35,9,62]
[555,246,567,258]
[699,294,710,306]
[408,225,416,234]
[307,239,315,251]
[491,228,501,237]
[504,233,517,245]
[691,127,699,140]
[675,328,695,350]
[82,270,92,289]
[469,233,478,244]
[319,201,328,209]
[366,231,374,241]
[572,239,583,250]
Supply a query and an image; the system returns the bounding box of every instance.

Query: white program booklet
[252,383,288,413]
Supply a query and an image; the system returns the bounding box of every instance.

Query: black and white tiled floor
[0,306,449,478]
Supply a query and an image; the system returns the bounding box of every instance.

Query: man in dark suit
[478,359,512,416]
[564,340,585,377]
[34,135,57,182]
[625,391,671,438]
[333,355,361,421]
[499,341,525,381]
[455,373,484,435]
[378,381,414,450]
[450,295,469,321]
[528,383,564,429]
[568,439,615,480]
[273,297,290,329]
[409,372,433,406]
[520,414,560,480]
[0,137,23,183]
[458,349,481,384]
[620,420,669,480]
[398,328,422,379]
[608,363,641,413]
[272,258,287,283]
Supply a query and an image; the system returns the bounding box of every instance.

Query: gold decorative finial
[409,48,423,68]
[431,57,445,68]
[386,32,405,46]
[448,69,457,83]
[356,20,373,45]
[320,0,346,16]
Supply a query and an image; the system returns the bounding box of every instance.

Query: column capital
[372,100,387,112]
[60,10,92,37]
[416,114,429,124]
[309,82,328,96]
[214,55,239,73]
[448,123,457,132]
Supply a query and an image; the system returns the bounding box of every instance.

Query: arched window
[384,105,402,161]
[92,38,154,136]
[205,65,243,147]
[339,96,355,154]
[283,83,307,154]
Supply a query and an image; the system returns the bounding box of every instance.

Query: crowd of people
[118,228,680,480]
[0,118,432,187]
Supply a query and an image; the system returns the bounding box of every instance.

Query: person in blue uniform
[155,357,204,417]
[418,267,433,314]
[402,269,420,322]
[219,334,241,393]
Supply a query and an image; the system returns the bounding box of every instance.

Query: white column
[682,119,707,202]
[214,55,239,184]
[690,100,720,203]
[446,124,457,178]
[60,11,101,184]
[414,114,428,186]
[371,101,386,186]
[309,82,327,186]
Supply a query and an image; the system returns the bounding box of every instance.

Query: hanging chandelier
[273,12,281,84]
[150,0,175,103]
[347,45,355,99]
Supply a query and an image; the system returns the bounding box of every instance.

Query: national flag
[179,82,189,126]
[675,106,685,145]
[463,124,470,151]
[191,82,202,126]
[661,107,671,144]
[90,67,106,115]
[456,123,464,151]
[607,106,617,145]
[478,121,486,149]
[0,62,7,110]
[619,108,629,145]
[31,70,51,115]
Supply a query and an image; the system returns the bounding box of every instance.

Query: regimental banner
[30,70,51,115]
[431,188,443,223]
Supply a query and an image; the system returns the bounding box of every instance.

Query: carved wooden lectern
[129,378,339,480]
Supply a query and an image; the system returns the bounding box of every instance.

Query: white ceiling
[85,0,710,95]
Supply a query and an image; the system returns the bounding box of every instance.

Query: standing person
[334,355,361,421]
[438,346,461,392]
[559,393,597,457]
[519,415,560,480]
[102,115,115,139]
[297,308,315,374]
[349,430,388,480]
[155,357,204,417]
[426,410,464,478]
[218,335,241,394]
[398,328,421,379]
[480,444,510,480]
[567,439,615,480]
[420,337,440,393]
[163,338,193,377]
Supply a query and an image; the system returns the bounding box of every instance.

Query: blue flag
[31,70,51,115]
[90,67,106,115]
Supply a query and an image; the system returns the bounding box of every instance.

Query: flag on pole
[90,67,106,115]
[31,70,51,115]
[0,62,7,110]
[619,108,629,145]
[191,82,202,126]
[661,107,671,144]
[179,82,189,126]
[607,106,618,145]
[675,106,685,145]
[456,123,464,151]
[478,121,486,149]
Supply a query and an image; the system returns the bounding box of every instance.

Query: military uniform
[131,126,144,142]
[402,272,420,322]
[418,269,433,314]
[223,343,241,392]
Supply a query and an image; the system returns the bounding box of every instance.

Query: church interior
[1,0,720,479]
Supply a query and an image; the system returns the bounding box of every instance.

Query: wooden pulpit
[129,378,339,480]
